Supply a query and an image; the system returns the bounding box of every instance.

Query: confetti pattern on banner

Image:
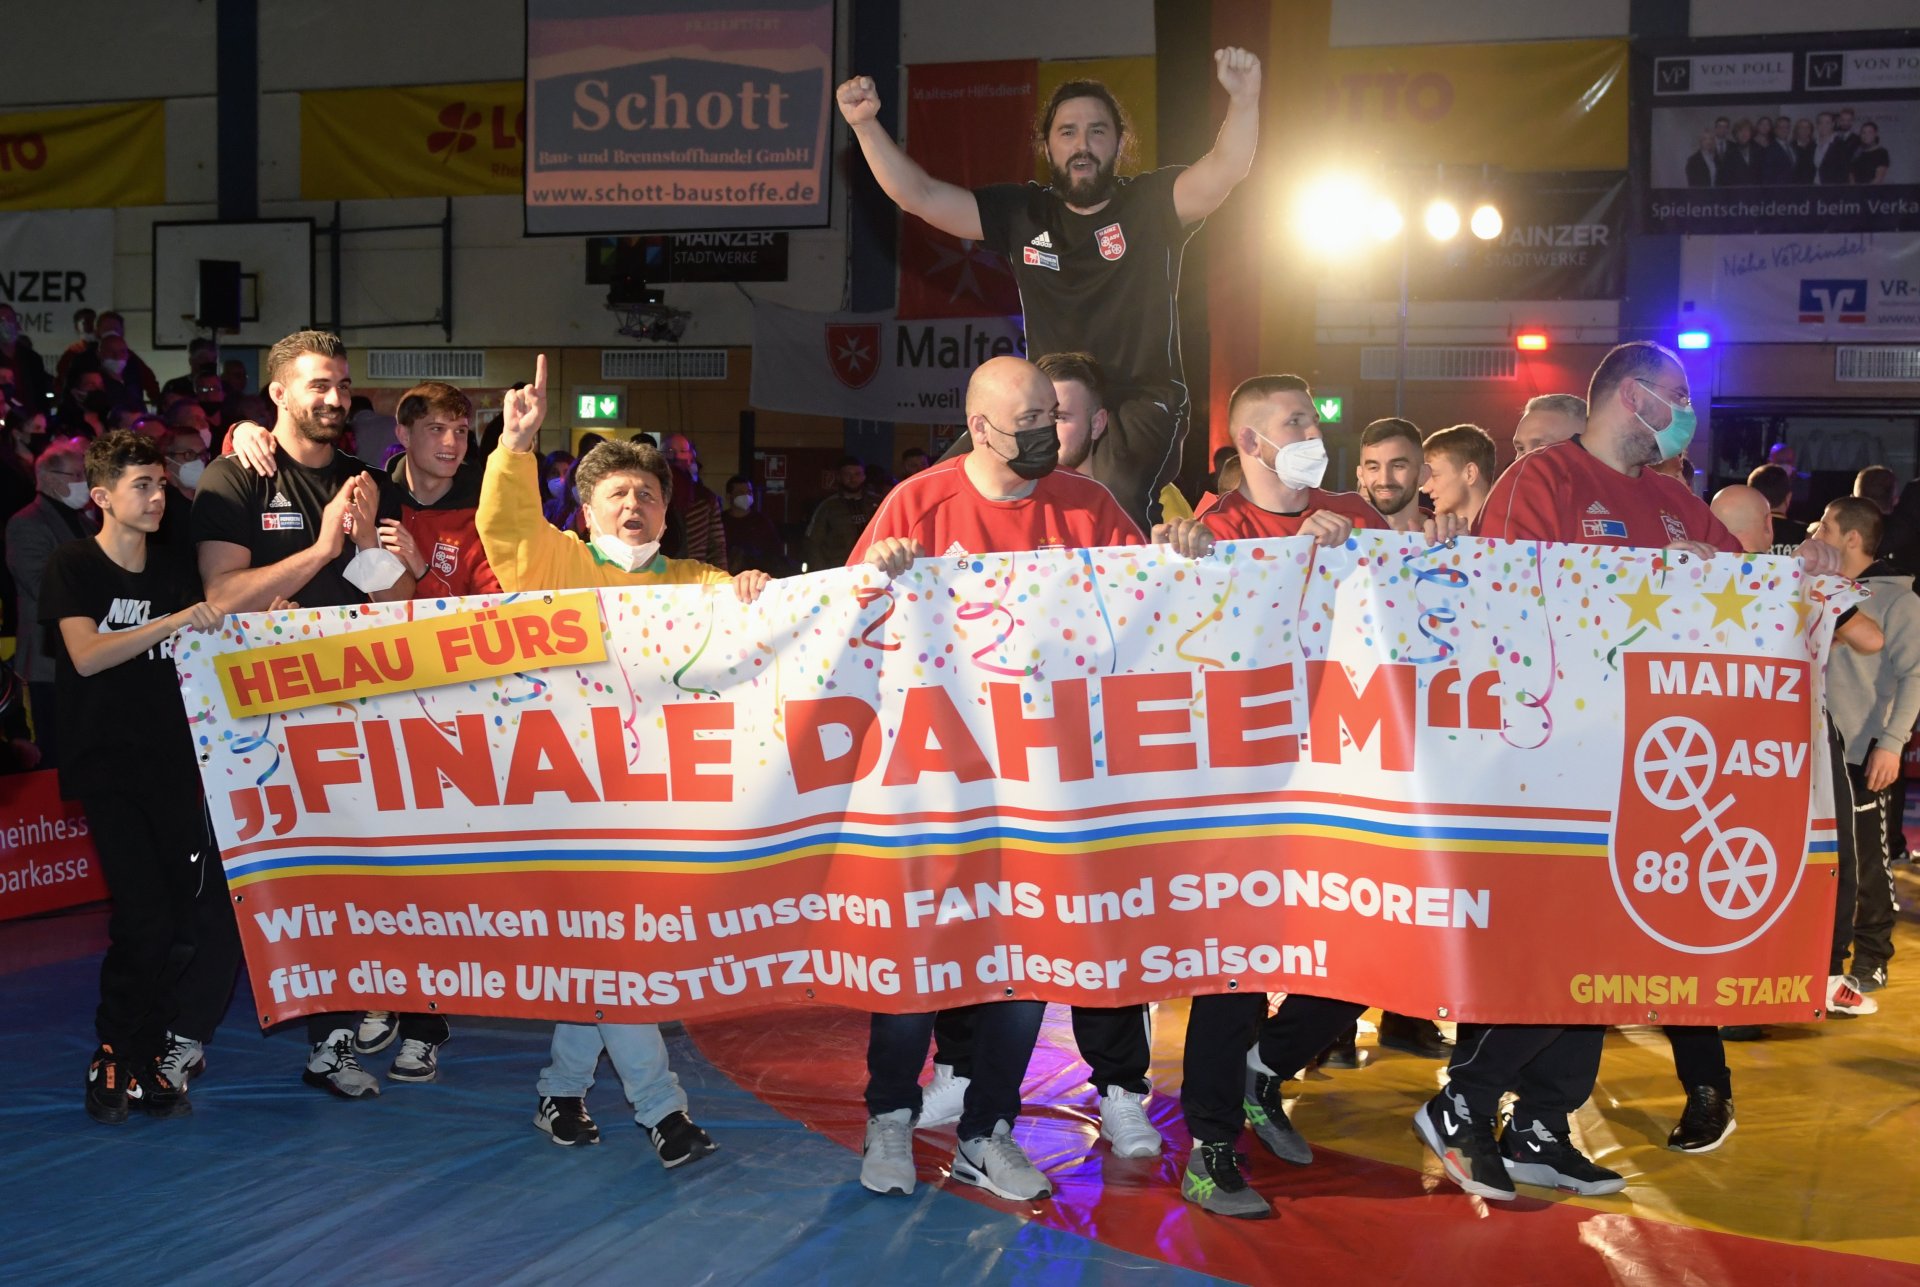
[170,535,1857,849]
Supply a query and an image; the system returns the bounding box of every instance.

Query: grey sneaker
[1182,1142,1274,1219]
[387,1038,439,1083]
[157,1034,206,1091]
[1244,1066,1312,1165]
[303,1030,380,1098]
[860,1108,917,1195]
[354,1011,398,1055]
[952,1120,1051,1202]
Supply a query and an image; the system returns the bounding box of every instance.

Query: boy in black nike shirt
[40,431,239,1123]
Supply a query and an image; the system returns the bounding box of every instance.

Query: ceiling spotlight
[1470,204,1503,240]
[1424,199,1461,241]
[1296,175,1374,255]
[1366,197,1404,241]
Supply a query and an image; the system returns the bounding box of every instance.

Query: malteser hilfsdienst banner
[176,535,1853,1031]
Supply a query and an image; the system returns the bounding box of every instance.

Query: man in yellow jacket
[479,355,768,1168]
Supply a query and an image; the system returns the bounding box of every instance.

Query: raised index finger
[533,353,547,398]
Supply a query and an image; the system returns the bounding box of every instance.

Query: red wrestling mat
[688,990,1920,1286]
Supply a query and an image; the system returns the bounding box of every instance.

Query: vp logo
[1654,58,1691,94]
[1806,53,1844,89]
[1798,278,1867,324]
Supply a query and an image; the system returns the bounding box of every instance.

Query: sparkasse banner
[750,302,1026,423]
[524,0,834,235]
[176,535,1850,1031]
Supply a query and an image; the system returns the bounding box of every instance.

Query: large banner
[523,0,834,235]
[0,770,105,922]
[1311,40,1628,172]
[176,534,1848,1031]
[0,210,116,339]
[0,102,165,211]
[1319,175,1626,303]
[302,82,524,200]
[1636,34,1920,233]
[1679,232,1920,340]
[750,302,1025,423]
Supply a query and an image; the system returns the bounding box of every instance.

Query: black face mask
[982,415,1060,480]
[83,390,114,416]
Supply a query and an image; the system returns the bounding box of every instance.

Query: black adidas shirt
[39,538,201,800]
[1770,513,1805,557]
[973,167,1195,405]
[191,444,401,609]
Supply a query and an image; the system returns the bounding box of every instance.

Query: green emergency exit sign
[1315,395,1344,424]
[576,392,623,423]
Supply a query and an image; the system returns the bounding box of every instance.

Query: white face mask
[730,494,752,512]
[1252,433,1328,491]
[175,459,206,490]
[58,480,91,509]
[590,530,660,573]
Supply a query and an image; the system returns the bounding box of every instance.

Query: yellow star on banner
[1790,591,1814,634]
[1617,576,1672,629]
[1702,573,1758,628]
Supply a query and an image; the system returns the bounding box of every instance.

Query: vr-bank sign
[750,302,1028,424]
[1679,233,1920,340]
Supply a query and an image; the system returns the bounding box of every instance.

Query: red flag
[898,60,1034,320]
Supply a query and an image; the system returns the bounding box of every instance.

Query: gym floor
[3,869,1914,1285]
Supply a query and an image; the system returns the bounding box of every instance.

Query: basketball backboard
[151,219,314,349]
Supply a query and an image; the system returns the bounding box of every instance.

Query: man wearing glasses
[155,425,209,549]
[1420,342,1841,1202]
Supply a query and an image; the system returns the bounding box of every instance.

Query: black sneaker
[1244,1070,1312,1164]
[1719,1025,1766,1042]
[1377,1013,1452,1059]
[85,1045,135,1125]
[1500,1117,1626,1195]
[1317,1024,1361,1070]
[1413,1091,1515,1200]
[1667,1086,1735,1153]
[534,1095,602,1146]
[646,1110,717,1169]
[140,1055,193,1119]
[1854,963,1888,994]
[1181,1141,1274,1219]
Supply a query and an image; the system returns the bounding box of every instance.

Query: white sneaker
[157,1034,206,1091]
[303,1030,381,1098]
[918,1062,969,1127]
[388,1038,440,1083]
[354,1011,398,1055]
[952,1120,1051,1201]
[861,1108,917,1195]
[1827,974,1879,1016]
[1098,1087,1163,1158]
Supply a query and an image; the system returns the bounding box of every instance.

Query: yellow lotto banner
[301,81,524,200]
[1034,56,1157,179]
[1309,39,1626,172]
[0,102,165,210]
[214,593,604,718]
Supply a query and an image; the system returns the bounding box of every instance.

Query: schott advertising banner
[524,0,834,234]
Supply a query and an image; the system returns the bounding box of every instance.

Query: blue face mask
[1636,379,1698,461]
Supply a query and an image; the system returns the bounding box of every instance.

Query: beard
[1049,150,1117,207]
[1058,436,1094,472]
[1364,482,1417,516]
[291,401,346,445]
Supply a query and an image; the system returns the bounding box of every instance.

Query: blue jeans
[865,1001,1044,1141]
[537,1022,687,1129]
